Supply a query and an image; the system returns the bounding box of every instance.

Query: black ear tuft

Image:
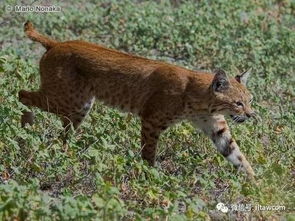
[212,69,230,92]
[235,68,251,86]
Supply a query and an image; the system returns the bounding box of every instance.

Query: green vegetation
[0,0,294,220]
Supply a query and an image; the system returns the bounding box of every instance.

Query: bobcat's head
[210,69,255,123]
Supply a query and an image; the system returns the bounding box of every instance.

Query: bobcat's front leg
[140,118,167,166]
[194,115,255,179]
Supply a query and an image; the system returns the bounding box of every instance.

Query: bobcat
[20,22,256,179]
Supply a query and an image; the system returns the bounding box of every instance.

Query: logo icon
[216,202,229,213]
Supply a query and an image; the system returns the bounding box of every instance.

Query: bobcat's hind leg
[19,89,63,126]
[19,90,45,127]
[60,97,95,144]
[19,86,95,144]
[21,111,35,127]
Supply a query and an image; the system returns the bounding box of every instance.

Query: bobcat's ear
[235,68,251,86]
[212,69,230,92]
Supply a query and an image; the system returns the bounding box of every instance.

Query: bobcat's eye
[249,98,253,103]
[236,101,244,107]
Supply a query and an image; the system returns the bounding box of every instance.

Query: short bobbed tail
[24,21,57,50]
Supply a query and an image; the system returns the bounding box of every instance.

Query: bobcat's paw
[21,111,35,127]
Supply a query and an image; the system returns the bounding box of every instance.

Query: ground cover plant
[0,0,294,220]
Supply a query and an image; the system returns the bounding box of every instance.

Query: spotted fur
[19,22,256,179]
